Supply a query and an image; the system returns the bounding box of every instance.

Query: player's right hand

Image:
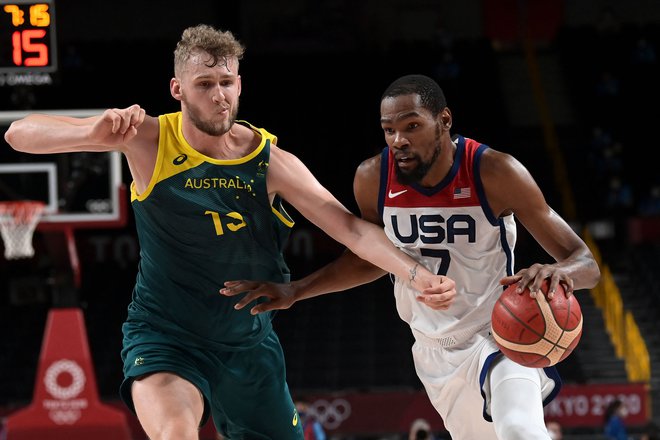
[90,104,146,145]
[416,275,456,310]
[499,262,575,300]
[220,280,298,315]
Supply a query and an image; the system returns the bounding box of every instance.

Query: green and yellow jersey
[126,112,293,350]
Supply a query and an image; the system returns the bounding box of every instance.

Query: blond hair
[173,24,245,76]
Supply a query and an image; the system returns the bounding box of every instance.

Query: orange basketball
[491,279,583,367]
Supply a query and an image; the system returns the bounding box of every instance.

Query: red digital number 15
[12,29,48,66]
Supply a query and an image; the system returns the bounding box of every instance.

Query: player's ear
[237,75,242,97]
[170,77,182,101]
[441,107,452,130]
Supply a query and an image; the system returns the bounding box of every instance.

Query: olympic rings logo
[44,359,86,400]
[307,398,351,430]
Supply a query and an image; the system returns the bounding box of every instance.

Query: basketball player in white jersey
[221,74,601,439]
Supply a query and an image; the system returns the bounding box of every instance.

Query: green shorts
[120,320,303,439]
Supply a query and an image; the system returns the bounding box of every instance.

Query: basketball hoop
[0,201,46,260]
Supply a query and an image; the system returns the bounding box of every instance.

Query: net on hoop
[0,201,45,260]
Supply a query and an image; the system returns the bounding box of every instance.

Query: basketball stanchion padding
[5,308,131,440]
[0,200,45,259]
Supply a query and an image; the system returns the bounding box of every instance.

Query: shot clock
[0,0,56,74]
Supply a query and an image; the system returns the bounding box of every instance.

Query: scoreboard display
[0,0,56,74]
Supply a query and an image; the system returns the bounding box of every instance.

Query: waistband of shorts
[412,322,491,348]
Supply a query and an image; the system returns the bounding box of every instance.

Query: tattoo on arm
[409,263,419,284]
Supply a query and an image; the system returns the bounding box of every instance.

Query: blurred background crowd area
[1,0,660,439]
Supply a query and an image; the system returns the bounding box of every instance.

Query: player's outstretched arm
[223,247,456,315]
[222,249,387,314]
[221,147,457,314]
[268,146,455,292]
[4,104,148,154]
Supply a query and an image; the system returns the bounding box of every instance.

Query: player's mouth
[215,105,229,115]
[395,155,416,169]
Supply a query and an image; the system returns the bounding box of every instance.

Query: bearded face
[181,93,239,136]
[394,122,442,185]
[174,53,242,137]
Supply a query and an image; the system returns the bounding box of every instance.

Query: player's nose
[212,85,225,104]
[390,132,409,150]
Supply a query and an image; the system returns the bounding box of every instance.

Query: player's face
[175,53,241,136]
[380,94,442,185]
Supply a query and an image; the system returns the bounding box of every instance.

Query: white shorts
[412,327,559,440]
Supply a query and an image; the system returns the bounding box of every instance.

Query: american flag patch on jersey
[453,187,471,199]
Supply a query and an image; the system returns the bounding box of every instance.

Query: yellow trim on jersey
[131,113,277,202]
[272,205,294,228]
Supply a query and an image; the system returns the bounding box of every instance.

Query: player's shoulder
[155,111,178,127]
[267,142,306,182]
[233,119,263,138]
[356,151,382,179]
[479,146,525,177]
[268,141,294,161]
[478,146,538,201]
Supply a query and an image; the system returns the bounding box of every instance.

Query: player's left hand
[499,263,574,300]
[415,275,456,310]
[220,280,296,315]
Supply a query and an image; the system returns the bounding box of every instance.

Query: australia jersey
[380,135,517,341]
[127,112,294,350]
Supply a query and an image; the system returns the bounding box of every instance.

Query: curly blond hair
[174,24,245,76]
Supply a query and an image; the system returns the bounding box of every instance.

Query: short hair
[173,24,245,76]
[381,74,447,116]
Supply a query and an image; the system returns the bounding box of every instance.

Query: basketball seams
[492,297,544,343]
[491,281,583,367]
[537,294,568,365]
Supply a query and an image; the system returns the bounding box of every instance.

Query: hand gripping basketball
[491,279,583,367]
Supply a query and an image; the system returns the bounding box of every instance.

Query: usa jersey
[127,112,293,350]
[380,135,517,342]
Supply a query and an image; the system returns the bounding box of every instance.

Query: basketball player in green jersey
[4,25,457,439]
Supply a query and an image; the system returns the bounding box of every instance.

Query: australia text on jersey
[184,177,253,194]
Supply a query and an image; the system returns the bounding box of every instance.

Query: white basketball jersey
[380,135,517,341]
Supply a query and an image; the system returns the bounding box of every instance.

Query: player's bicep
[483,150,585,261]
[482,150,548,218]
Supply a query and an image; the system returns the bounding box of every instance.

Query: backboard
[0,109,128,230]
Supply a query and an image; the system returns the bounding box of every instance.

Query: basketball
[491,280,583,367]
